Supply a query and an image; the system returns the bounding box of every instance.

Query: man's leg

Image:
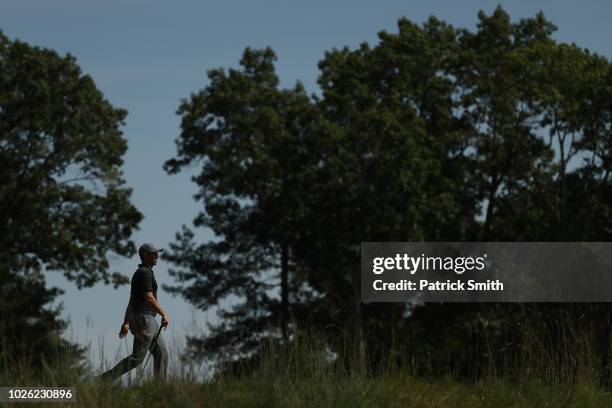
[97,333,147,382]
[151,329,169,380]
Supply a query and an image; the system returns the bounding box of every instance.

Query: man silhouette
[97,243,170,382]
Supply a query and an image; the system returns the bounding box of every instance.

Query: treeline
[162,6,612,384]
[1,6,611,385]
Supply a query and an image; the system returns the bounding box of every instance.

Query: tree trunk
[352,245,366,375]
[281,243,289,341]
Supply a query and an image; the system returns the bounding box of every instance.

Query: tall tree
[163,48,324,363]
[405,7,612,380]
[451,7,611,242]
[305,15,479,370]
[0,31,142,370]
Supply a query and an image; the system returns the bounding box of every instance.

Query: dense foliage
[164,6,612,383]
[0,31,142,369]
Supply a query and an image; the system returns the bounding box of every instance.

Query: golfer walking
[98,243,170,382]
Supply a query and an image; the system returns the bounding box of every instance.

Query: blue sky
[1,0,610,374]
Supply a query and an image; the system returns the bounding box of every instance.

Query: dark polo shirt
[130,263,158,315]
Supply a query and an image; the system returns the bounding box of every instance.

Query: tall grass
[2,311,612,407]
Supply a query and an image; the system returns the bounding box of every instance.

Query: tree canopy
[165,6,612,376]
[0,31,142,368]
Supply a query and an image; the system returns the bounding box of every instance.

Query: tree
[0,31,143,370]
[165,7,612,380]
[163,48,325,363]
[308,15,480,369]
[0,268,84,373]
[403,7,612,380]
[165,18,480,373]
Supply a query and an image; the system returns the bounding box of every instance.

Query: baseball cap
[138,243,164,256]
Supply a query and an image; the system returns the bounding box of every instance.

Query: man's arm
[119,295,134,338]
[123,295,134,324]
[145,292,169,329]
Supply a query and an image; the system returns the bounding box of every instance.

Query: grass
[274,376,612,408]
[3,372,612,407]
[4,321,612,407]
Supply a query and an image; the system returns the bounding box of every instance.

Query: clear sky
[1,0,610,375]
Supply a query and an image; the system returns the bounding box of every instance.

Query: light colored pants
[99,314,168,381]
